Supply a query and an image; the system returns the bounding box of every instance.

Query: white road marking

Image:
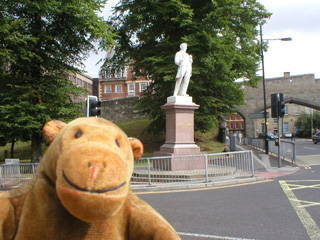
[178,232,256,240]
[303,147,317,150]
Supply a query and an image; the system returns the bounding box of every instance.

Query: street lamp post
[259,24,292,155]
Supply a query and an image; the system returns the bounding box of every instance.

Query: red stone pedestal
[154,96,202,170]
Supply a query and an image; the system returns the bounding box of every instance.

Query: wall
[237,74,320,137]
[100,96,147,123]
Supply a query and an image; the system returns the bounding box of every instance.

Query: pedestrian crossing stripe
[279,180,320,240]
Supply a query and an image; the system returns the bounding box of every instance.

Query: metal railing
[246,138,296,164]
[268,139,296,164]
[0,151,254,189]
[0,163,40,189]
[132,151,254,187]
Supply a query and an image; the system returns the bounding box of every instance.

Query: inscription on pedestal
[178,122,193,126]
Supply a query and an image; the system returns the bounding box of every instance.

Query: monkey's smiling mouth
[62,171,126,194]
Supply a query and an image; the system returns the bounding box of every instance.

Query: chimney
[284,72,290,77]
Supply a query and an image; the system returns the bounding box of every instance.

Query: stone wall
[237,74,320,137]
[100,96,147,123]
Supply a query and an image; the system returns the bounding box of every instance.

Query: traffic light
[271,93,279,118]
[278,93,285,118]
[86,95,101,117]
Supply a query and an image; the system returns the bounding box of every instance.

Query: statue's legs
[173,78,182,96]
[178,69,191,96]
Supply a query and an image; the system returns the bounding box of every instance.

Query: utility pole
[260,24,269,154]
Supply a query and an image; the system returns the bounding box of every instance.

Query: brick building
[226,113,245,137]
[97,64,152,100]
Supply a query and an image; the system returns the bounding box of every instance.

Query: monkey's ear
[43,120,66,144]
[128,138,144,160]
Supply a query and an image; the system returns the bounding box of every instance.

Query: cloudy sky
[84,0,320,79]
[258,0,320,79]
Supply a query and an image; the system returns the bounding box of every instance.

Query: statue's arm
[174,52,182,66]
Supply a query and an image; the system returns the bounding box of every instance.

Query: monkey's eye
[75,130,82,138]
[115,139,120,147]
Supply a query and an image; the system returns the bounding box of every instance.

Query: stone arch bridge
[237,74,320,138]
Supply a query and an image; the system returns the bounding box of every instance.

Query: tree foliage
[0,0,114,160]
[295,111,320,137]
[104,0,271,133]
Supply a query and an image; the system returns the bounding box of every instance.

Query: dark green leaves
[0,0,114,158]
[103,0,271,133]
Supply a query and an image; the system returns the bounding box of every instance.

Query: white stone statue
[173,43,193,96]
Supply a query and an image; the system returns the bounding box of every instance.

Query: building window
[116,85,122,93]
[230,116,233,120]
[283,122,289,132]
[305,107,311,114]
[235,123,239,129]
[128,83,135,97]
[128,83,135,92]
[285,105,288,115]
[140,83,147,92]
[116,69,124,78]
[261,123,265,133]
[273,119,278,124]
[105,85,111,93]
[294,105,299,115]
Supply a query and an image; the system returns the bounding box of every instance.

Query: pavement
[236,144,301,179]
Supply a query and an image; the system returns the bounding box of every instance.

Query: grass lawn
[0,118,225,162]
[116,119,225,157]
[0,142,48,164]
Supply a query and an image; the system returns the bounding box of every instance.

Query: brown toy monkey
[0,117,181,240]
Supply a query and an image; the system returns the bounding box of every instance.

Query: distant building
[252,72,320,137]
[98,64,152,100]
[69,72,93,103]
[226,113,245,136]
[255,104,316,136]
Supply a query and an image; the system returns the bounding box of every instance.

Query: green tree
[296,111,320,137]
[0,0,114,161]
[103,0,270,133]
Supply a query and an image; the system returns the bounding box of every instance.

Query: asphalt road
[138,165,320,240]
[292,139,320,166]
[294,139,320,156]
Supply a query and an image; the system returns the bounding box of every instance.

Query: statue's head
[180,43,187,51]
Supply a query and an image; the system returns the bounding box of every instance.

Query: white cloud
[258,0,320,78]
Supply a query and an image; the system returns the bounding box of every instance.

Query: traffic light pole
[271,93,284,168]
[277,101,281,168]
[260,25,269,154]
